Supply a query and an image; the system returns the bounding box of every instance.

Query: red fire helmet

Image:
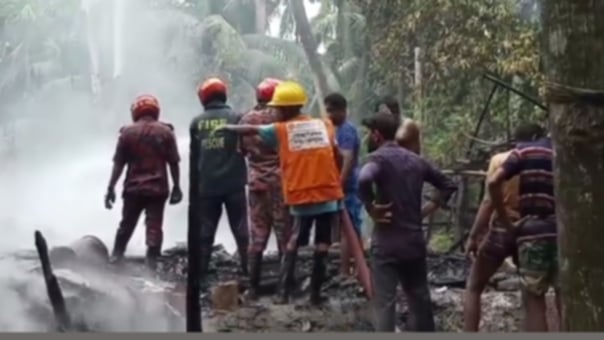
[130,94,160,121]
[256,78,282,103]
[198,77,227,104]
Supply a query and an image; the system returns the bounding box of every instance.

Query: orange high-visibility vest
[274,115,344,205]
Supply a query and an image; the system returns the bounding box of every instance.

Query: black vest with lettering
[189,101,247,198]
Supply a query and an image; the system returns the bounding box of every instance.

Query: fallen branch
[34,230,72,332]
[461,130,504,147]
[440,169,487,177]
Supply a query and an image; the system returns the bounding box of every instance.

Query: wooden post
[455,176,470,247]
[35,231,72,332]
[414,47,423,121]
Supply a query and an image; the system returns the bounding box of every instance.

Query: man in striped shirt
[463,123,544,332]
[487,128,558,332]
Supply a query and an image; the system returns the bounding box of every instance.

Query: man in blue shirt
[324,93,363,276]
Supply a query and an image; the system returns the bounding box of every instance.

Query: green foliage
[0,0,546,159]
[353,0,543,164]
[429,228,455,253]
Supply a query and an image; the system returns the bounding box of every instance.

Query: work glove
[105,188,116,210]
[169,186,183,205]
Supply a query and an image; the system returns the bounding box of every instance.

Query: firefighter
[105,94,182,270]
[189,78,249,282]
[220,81,344,305]
[239,78,292,300]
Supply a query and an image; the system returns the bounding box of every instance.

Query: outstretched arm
[222,124,262,135]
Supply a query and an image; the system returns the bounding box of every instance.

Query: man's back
[368,143,433,230]
[484,151,520,224]
[189,101,247,197]
[114,117,179,197]
[502,137,555,219]
[239,106,280,191]
[366,142,456,258]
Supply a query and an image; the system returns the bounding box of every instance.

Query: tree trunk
[254,0,267,34]
[541,1,604,331]
[289,0,330,115]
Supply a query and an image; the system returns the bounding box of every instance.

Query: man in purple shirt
[358,113,457,332]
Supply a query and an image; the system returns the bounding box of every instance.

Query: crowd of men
[103,77,558,332]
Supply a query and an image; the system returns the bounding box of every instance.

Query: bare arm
[333,145,343,171]
[468,200,494,241]
[487,151,521,228]
[422,161,457,218]
[487,167,511,227]
[339,149,354,184]
[467,154,500,240]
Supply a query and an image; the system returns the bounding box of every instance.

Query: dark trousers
[370,249,435,332]
[198,190,249,252]
[288,212,337,251]
[115,193,167,251]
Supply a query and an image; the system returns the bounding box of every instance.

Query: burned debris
[0,232,532,332]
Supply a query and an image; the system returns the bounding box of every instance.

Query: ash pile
[0,235,185,332]
[158,244,524,332]
[0,234,525,332]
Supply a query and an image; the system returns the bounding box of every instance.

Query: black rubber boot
[238,247,249,277]
[276,252,298,304]
[247,252,263,301]
[146,246,161,272]
[109,232,129,265]
[310,251,328,306]
[199,247,213,290]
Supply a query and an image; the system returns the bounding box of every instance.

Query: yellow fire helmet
[267,81,308,107]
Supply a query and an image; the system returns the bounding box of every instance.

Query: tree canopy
[0,0,546,164]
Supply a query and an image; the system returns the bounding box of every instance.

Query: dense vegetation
[0,0,544,164]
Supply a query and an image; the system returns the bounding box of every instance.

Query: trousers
[248,187,291,254]
[370,249,435,332]
[115,193,167,250]
[197,190,249,251]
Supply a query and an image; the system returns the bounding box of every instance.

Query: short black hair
[375,96,400,115]
[361,113,399,140]
[324,92,347,111]
[514,122,545,142]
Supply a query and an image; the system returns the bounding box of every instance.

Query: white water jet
[112,0,125,78]
[81,0,102,96]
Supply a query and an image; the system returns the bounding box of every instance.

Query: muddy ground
[162,245,525,332]
[3,241,561,332]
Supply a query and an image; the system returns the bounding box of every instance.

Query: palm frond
[233,48,289,86]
